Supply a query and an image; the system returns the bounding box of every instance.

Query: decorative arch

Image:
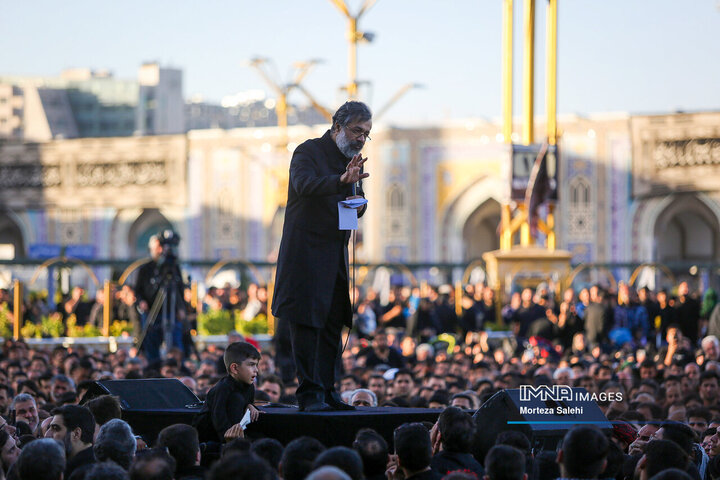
[0,212,26,259]
[440,176,507,262]
[569,176,591,205]
[127,209,174,259]
[653,194,719,262]
[633,193,720,262]
[387,184,405,209]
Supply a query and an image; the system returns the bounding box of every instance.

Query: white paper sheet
[338,202,359,230]
[240,408,252,430]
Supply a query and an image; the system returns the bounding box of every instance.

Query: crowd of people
[0,278,719,479]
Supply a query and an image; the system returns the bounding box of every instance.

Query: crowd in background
[0,278,719,478]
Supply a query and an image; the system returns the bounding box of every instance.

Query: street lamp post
[329,0,378,99]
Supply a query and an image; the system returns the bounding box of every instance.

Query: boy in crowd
[201,342,261,441]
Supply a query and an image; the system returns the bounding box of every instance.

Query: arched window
[568,176,592,239]
[386,184,406,240]
[387,185,405,209]
[570,177,590,206]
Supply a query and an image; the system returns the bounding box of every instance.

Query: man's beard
[335,129,363,158]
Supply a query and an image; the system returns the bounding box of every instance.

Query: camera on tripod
[157,229,180,272]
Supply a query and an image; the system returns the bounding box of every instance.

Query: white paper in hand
[240,408,252,430]
[338,202,358,230]
[340,197,368,209]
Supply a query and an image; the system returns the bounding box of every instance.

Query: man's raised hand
[340,154,369,184]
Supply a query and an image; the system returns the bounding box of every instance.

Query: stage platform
[84,379,442,447]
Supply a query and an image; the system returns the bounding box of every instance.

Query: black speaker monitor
[82,379,202,444]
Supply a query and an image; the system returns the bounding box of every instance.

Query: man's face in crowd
[703,432,720,457]
[0,435,18,471]
[689,416,709,437]
[260,381,281,403]
[639,366,656,380]
[595,368,611,382]
[351,391,375,407]
[44,414,70,449]
[706,342,720,362]
[427,377,446,391]
[701,377,719,403]
[14,399,38,431]
[0,390,9,415]
[373,334,389,353]
[160,365,178,378]
[434,363,450,377]
[52,380,72,402]
[340,377,358,393]
[686,364,701,384]
[368,377,386,401]
[451,396,472,410]
[665,386,682,406]
[577,377,595,393]
[554,371,572,386]
[335,119,372,158]
[393,374,414,397]
[259,355,275,375]
[196,377,210,395]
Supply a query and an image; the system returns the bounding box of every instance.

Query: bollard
[13,280,22,340]
[102,280,112,337]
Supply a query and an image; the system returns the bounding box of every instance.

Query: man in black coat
[271,101,371,412]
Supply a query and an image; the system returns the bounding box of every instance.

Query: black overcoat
[271,130,366,328]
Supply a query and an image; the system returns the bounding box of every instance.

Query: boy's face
[230,358,259,385]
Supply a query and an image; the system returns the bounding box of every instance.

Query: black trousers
[289,270,348,405]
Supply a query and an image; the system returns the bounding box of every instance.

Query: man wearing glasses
[272,101,371,412]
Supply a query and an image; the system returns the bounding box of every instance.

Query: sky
[2,0,719,125]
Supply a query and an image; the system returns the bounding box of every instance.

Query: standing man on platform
[272,101,371,412]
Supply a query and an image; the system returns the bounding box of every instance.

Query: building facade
[1,110,719,290]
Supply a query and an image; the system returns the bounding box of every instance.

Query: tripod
[136,263,184,360]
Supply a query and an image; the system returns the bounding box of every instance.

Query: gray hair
[16,438,66,480]
[11,393,36,410]
[306,465,352,480]
[50,374,76,389]
[331,101,371,131]
[94,418,136,470]
[702,335,720,351]
[350,388,377,407]
[553,367,575,381]
[85,461,129,480]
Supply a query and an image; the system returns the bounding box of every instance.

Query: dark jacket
[431,450,485,478]
[271,130,366,328]
[201,375,254,441]
[406,469,443,480]
[66,446,97,480]
[176,464,206,480]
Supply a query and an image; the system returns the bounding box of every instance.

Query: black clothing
[513,303,547,338]
[658,305,679,339]
[676,296,700,344]
[406,469,443,480]
[358,346,406,369]
[584,302,609,346]
[289,272,347,406]
[134,259,186,317]
[271,129,366,328]
[271,129,366,407]
[201,375,254,441]
[176,464,206,480]
[431,450,484,478]
[66,446,96,480]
